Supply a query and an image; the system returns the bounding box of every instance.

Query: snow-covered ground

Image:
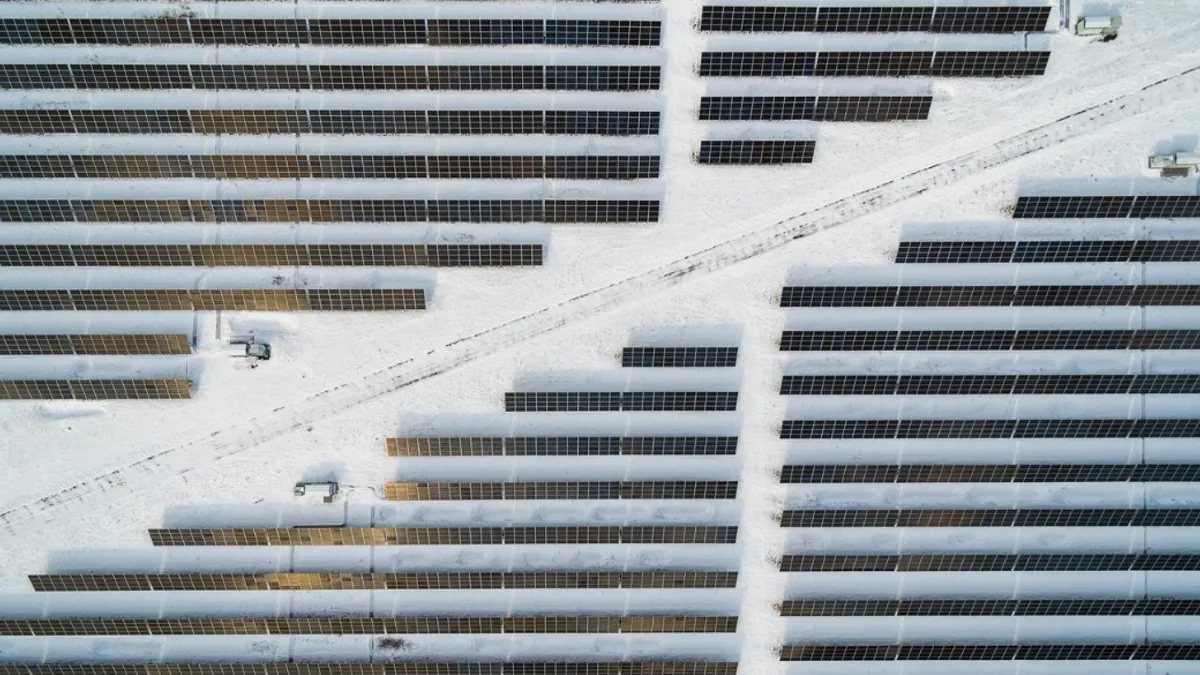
[2,0,1200,672]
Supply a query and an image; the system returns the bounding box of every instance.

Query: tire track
[2,63,1198,536]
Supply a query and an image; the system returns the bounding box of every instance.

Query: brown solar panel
[0,289,425,311]
[148,526,738,546]
[0,334,190,355]
[0,379,191,400]
[0,244,542,268]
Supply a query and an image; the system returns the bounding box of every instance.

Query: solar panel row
[698,96,931,121]
[781,464,1200,484]
[0,665,740,675]
[29,571,739,592]
[148,526,739,546]
[504,392,739,412]
[0,290,425,312]
[779,553,1200,572]
[0,379,191,400]
[621,347,739,368]
[1013,196,1200,219]
[383,481,738,500]
[896,239,1200,263]
[385,436,739,457]
[779,329,1200,351]
[699,51,1049,78]
[780,285,1200,307]
[780,598,1200,616]
[696,140,814,165]
[0,616,739,636]
[0,200,660,223]
[780,374,1200,395]
[780,418,1200,439]
[0,333,190,355]
[0,65,662,91]
[780,509,1200,528]
[0,110,661,136]
[0,245,543,268]
[0,19,661,47]
[779,644,1200,661]
[699,6,1050,34]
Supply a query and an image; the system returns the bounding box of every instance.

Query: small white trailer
[294,481,339,503]
[1074,16,1121,38]
[1149,152,1200,177]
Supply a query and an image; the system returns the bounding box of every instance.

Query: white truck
[224,335,271,361]
[1149,152,1200,177]
[294,481,339,503]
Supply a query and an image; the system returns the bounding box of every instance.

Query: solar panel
[779,598,1200,616]
[383,481,738,500]
[0,244,543,268]
[0,334,190,355]
[0,110,661,136]
[895,240,1200,263]
[0,290,425,311]
[621,347,738,367]
[698,6,1049,33]
[781,464,1200,484]
[0,200,660,224]
[779,285,1200,307]
[0,665,740,675]
[780,553,1200,572]
[385,436,738,456]
[0,65,661,91]
[0,616,738,636]
[779,508,1200,527]
[779,329,1200,351]
[148,526,739,546]
[1014,195,1200,219]
[698,51,1047,77]
[504,392,739,412]
[780,419,1200,439]
[779,644,1200,661]
[931,50,1049,77]
[0,155,659,180]
[30,571,739,592]
[0,379,191,400]
[696,140,814,164]
[779,374,1200,395]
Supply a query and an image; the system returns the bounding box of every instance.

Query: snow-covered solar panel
[0,379,191,400]
[0,289,425,311]
[0,244,542,268]
[780,419,1200,439]
[779,374,1200,395]
[504,392,739,412]
[0,665,738,675]
[383,481,738,500]
[0,110,661,136]
[0,334,190,355]
[779,285,1200,307]
[781,464,1200,483]
[148,526,739,546]
[698,6,1048,33]
[385,436,739,456]
[780,508,1200,527]
[779,329,1200,351]
[780,644,1200,661]
[30,571,739,592]
[779,553,1200,572]
[779,598,1200,616]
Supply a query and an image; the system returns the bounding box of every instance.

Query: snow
[1,0,1200,672]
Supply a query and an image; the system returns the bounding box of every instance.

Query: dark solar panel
[1012,196,1200,219]
[383,481,738,500]
[30,571,739,592]
[896,239,1200,263]
[504,392,739,412]
[780,419,1200,439]
[0,65,661,91]
[696,140,814,164]
[781,464,1200,484]
[0,379,191,400]
[0,110,660,136]
[930,50,1049,77]
[0,334,190,356]
[779,598,1200,616]
[780,508,1200,527]
[779,285,1200,307]
[779,374,1200,395]
[779,329,1200,351]
[698,96,932,122]
[0,289,425,312]
[0,244,543,268]
[780,644,1200,661]
[385,437,738,457]
[0,200,660,224]
[699,6,1048,33]
[699,51,1047,77]
[148,526,739,546]
[621,347,738,367]
[780,553,1200,572]
[0,665,740,675]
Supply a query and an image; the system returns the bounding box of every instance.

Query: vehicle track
[2,63,1198,537]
